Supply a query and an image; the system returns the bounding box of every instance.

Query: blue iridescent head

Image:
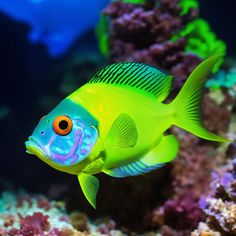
[25,99,98,169]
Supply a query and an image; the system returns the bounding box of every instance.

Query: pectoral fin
[103,135,179,178]
[106,113,138,149]
[82,158,104,174]
[77,173,99,209]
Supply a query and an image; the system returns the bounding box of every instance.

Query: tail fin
[170,54,230,142]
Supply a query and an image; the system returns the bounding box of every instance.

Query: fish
[25,54,230,208]
[0,0,108,56]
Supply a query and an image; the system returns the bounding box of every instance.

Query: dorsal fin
[89,62,173,101]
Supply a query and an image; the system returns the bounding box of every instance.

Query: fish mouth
[25,136,49,159]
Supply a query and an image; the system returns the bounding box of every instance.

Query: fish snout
[25,136,49,158]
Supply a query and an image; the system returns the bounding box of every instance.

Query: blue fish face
[25,99,98,166]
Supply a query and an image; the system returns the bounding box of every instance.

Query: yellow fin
[170,54,231,142]
[141,134,179,165]
[83,158,104,174]
[78,173,99,209]
[103,135,178,178]
[106,113,138,149]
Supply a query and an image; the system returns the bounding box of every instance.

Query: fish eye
[53,115,73,136]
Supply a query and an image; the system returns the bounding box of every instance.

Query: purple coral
[103,0,201,89]
[198,154,236,234]
[145,125,229,234]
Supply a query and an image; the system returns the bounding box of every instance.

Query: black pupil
[59,120,68,130]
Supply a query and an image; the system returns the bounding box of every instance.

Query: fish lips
[25,136,49,160]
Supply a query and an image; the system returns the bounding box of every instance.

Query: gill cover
[49,117,98,166]
[28,99,99,166]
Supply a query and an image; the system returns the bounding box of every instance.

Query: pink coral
[18,212,50,235]
[37,196,51,211]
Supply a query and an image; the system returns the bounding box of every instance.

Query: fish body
[69,82,173,170]
[0,0,108,56]
[26,55,230,208]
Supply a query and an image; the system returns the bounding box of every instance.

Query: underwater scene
[0,0,236,235]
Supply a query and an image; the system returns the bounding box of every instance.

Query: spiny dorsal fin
[89,62,173,101]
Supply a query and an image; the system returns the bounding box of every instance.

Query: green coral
[96,14,110,57]
[117,0,146,4]
[179,0,199,15]
[97,0,226,74]
[173,19,226,73]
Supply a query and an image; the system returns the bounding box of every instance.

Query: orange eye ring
[53,115,73,136]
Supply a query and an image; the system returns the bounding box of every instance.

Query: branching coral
[172,19,226,73]
[97,0,226,89]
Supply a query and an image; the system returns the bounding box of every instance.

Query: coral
[197,155,236,235]
[0,191,74,235]
[146,133,222,233]
[144,87,235,235]
[191,222,221,236]
[145,114,232,235]
[206,67,236,89]
[202,91,233,135]
[18,212,50,235]
[179,0,199,16]
[121,0,146,4]
[97,0,226,89]
[0,191,124,236]
[172,19,226,73]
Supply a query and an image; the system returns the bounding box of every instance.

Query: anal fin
[103,135,179,178]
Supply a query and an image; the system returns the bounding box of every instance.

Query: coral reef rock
[0,191,124,236]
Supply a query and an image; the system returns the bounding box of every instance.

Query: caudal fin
[170,54,230,142]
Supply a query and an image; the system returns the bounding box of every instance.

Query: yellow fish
[25,54,229,208]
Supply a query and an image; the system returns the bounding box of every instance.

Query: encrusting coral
[0,191,123,236]
[195,153,236,235]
